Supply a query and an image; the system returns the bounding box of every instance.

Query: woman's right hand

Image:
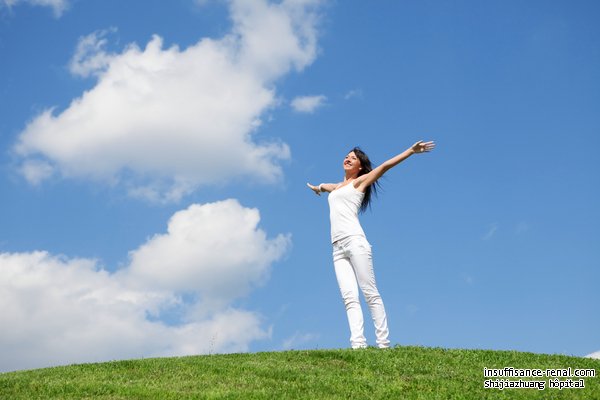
[306,183,321,196]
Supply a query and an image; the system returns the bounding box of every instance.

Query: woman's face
[343,151,362,175]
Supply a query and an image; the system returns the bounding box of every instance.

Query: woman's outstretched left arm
[355,140,435,191]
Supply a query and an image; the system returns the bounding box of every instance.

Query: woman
[307,140,435,349]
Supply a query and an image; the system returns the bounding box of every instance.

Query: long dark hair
[351,147,380,213]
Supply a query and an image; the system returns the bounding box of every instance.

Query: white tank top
[327,183,366,243]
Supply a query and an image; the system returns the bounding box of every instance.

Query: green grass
[1,346,598,399]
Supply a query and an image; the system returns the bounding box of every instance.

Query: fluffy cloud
[0,199,289,372]
[1,0,68,17]
[482,222,498,240]
[344,89,362,100]
[585,351,600,359]
[123,199,290,311]
[14,0,322,202]
[68,28,118,78]
[291,94,327,113]
[282,332,319,350]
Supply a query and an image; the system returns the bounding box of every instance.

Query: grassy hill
[1,346,598,399]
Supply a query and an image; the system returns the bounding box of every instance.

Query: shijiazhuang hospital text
[484,378,587,391]
[484,379,546,390]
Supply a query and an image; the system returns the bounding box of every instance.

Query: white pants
[332,235,390,349]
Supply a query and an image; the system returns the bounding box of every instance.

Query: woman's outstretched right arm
[307,182,337,196]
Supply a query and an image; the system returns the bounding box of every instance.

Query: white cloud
[585,350,600,359]
[18,159,54,185]
[14,0,322,202]
[0,199,289,372]
[123,199,290,311]
[69,28,118,78]
[282,332,319,350]
[482,223,498,240]
[291,94,326,113]
[344,89,362,100]
[1,0,69,17]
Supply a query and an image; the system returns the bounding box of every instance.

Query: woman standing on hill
[307,140,435,349]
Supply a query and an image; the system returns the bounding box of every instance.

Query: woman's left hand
[411,140,436,154]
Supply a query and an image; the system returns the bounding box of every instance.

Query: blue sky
[1,0,599,372]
